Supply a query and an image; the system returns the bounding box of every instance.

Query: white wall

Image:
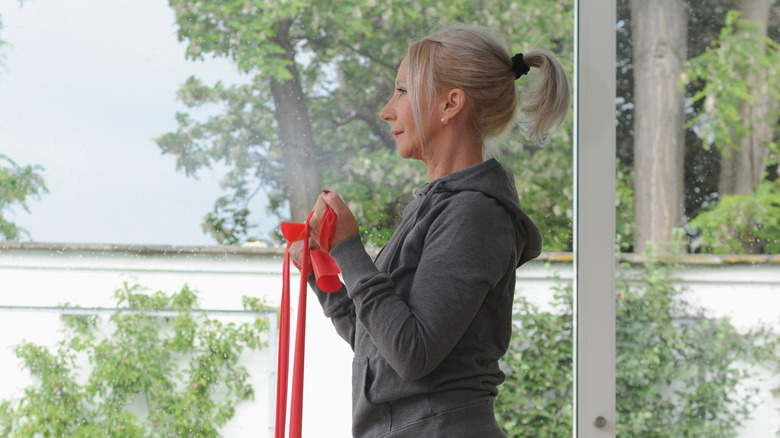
[1,244,778,437]
[0,243,353,438]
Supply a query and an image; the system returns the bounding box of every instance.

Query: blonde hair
[406,24,570,148]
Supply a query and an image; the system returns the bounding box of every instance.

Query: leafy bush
[496,278,572,437]
[496,247,778,436]
[0,283,270,437]
[688,178,780,254]
[614,244,775,436]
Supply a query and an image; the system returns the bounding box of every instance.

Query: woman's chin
[397,146,422,161]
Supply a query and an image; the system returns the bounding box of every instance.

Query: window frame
[573,0,617,436]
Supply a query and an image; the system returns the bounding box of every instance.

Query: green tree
[630,0,687,255]
[683,9,780,254]
[1,4,47,242]
[0,1,25,71]
[684,9,780,187]
[0,154,47,240]
[157,0,574,249]
[617,1,780,254]
[0,283,270,437]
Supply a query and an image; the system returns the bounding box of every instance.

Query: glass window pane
[1,1,576,436]
[616,1,780,436]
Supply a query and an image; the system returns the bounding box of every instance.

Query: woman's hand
[311,191,360,249]
[289,238,320,273]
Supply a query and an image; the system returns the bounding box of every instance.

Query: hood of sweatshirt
[412,158,542,267]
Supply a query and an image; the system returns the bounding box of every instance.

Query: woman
[293,24,570,437]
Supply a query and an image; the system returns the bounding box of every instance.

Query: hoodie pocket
[366,354,429,403]
[353,356,391,437]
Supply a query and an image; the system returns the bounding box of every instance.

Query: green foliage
[0,283,271,437]
[688,177,780,254]
[683,10,780,155]
[496,243,778,436]
[616,161,636,251]
[498,124,574,252]
[330,147,422,246]
[495,276,572,437]
[614,240,773,436]
[678,9,780,255]
[159,0,574,247]
[1,6,51,242]
[0,154,48,241]
[1,1,25,75]
[203,196,255,246]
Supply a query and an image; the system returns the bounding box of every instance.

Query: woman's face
[380,58,422,160]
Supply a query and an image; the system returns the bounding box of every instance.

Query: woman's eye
[397,88,407,96]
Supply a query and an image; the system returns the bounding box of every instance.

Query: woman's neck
[423,124,483,181]
[425,150,483,181]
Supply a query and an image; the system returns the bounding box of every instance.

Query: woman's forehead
[396,57,408,83]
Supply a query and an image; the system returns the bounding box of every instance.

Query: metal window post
[573,0,617,436]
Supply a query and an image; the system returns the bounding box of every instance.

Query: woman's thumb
[322,191,347,211]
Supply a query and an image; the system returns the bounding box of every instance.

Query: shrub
[496,247,778,436]
[0,283,270,437]
[688,178,780,254]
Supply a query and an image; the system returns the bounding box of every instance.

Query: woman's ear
[439,88,467,123]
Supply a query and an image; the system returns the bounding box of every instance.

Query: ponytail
[517,49,571,145]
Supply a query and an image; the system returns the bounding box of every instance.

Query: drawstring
[277,207,341,438]
[412,179,446,224]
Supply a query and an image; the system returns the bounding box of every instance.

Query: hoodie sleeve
[310,277,357,349]
[329,192,517,381]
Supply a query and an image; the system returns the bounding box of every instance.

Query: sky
[0,0,273,246]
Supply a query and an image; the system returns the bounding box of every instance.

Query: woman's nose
[380,100,394,121]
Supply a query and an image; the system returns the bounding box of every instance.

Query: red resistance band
[276,206,341,438]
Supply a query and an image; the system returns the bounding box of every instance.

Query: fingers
[320,192,349,215]
[308,192,332,243]
[312,192,331,223]
[319,191,360,247]
[289,240,304,268]
[305,190,359,249]
[289,238,320,272]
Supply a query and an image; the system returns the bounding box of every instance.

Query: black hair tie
[511,53,531,79]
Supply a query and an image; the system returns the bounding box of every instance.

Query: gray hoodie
[314,159,542,437]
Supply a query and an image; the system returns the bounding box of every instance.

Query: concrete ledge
[3,242,780,265]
